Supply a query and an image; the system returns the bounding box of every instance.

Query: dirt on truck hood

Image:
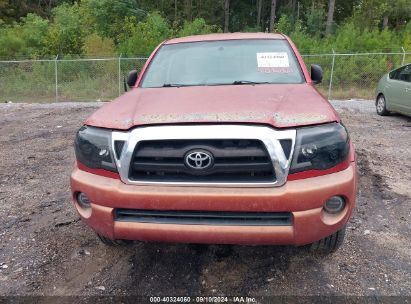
[85,83,339,130]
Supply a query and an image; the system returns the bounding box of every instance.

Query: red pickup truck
[71,33,357,253]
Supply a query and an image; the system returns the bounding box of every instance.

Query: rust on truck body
[86,83,338,130]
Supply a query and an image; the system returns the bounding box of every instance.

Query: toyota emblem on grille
[185,150,214,170]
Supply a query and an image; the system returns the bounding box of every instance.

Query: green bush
[118,12,172,56]
[276,15,293,35]
[0,13,48,58]
[177,18,221,37]
[47,3,85,55]
[331,22,401,52]
[403,22,411,51]
[80,0,145,42]
[83,33,116,57]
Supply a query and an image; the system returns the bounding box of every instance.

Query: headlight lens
[74,126,117,172]
[290,123,349,173]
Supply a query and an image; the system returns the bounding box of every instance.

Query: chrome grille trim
[111,125,296,187]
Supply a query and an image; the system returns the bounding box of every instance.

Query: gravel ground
[0,100,410,300]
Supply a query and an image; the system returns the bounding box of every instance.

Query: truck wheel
[309,226,346,254]
[97,234,133,246]
[376,94,389,116]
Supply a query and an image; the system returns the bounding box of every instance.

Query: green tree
[83,33,116,57]
[352,0,387,29]
[383,0,411,29]
[177,18,221,36]
[47,3,85,55]
[0,27,24,58]
[19,14,49,56]
[118,12,172,56]
[330,21,401,51]
[288,20,323,53]
[0,13,48,58]
[305,2,326,36]
[401,22,411,50]
[81,0,146,42]
[276,14,293,34]
[0,0,410,59]
[229,0,257,32]
[0,0,71,24]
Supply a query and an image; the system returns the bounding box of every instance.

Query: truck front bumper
[70,162,357,246]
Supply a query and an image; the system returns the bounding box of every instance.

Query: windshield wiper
[232,80,271,85]
[162,83,196,87]
[161,81,271,87]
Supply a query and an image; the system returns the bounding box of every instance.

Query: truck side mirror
[311,64,323,84]
[125,70,139,91]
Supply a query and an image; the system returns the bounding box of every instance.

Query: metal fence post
[401,47,406,65]
[328,49,336,100]
[118,54,122,96]
[54,55,59,102]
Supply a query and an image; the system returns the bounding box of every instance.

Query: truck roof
[164,32,286,45]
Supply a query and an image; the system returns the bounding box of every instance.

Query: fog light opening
[324,196,345,214]
[77,192,91,209]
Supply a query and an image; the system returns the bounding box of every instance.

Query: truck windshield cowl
[140,39,304,88]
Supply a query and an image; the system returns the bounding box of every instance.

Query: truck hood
[85,84,339,130]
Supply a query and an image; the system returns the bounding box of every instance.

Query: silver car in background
[375,63,411,116]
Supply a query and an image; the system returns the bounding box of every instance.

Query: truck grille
[128,139,275,183]
[115,209,292,226]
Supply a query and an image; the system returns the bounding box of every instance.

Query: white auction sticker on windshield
[256,52,291,73]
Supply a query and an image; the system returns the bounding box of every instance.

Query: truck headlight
[290,123,349,173]
[74,126,117,172]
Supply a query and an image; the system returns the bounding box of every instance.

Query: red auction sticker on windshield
[256,52,292,73]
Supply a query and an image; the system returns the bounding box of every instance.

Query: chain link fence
[0,51,410,103]
[0,56,147,103]
[301,50,409,99]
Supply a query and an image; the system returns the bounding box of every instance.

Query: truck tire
[97,234,133,246]
[309,226,346,253]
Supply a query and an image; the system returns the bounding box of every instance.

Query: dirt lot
[0,100,410,299]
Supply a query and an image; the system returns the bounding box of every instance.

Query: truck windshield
[140,39,304,88]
